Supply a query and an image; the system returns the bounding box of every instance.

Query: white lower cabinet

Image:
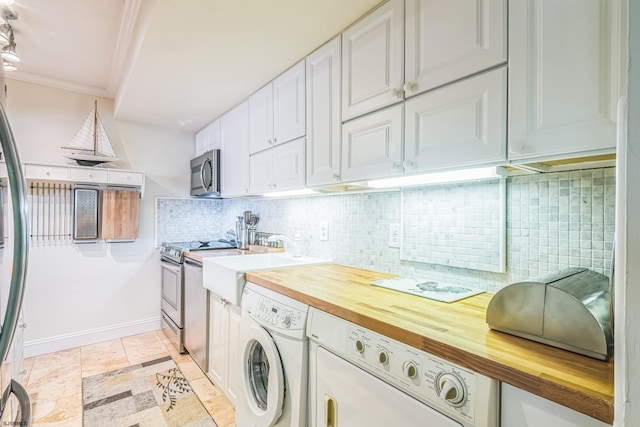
[404,67,507,173]
[249,138,305,194]
[341,104,404,182]
[207,292,241,407]
[501,383,611,427]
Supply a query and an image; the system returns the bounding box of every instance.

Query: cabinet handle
[268,138,274,145]
[273,137,277,144]
[391,88,404,99]
[390,162,400,171]
[403,160,415,170]
[403,82,417,92]
[332,173,340,181]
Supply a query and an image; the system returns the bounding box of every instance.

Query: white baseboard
[24,316,162,358]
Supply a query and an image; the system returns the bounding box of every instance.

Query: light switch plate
[319,221,329,241]
[389,223,401,248]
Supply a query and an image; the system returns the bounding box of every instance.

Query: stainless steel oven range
[160,240,236,354]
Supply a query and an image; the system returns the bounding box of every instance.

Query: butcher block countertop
[246,263,614,424]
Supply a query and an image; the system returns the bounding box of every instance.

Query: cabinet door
[221,101,250,198]
[195,126,210,157]
[342,0,404,121]
[272,138,306,192]
[306,36,342,187]
[226,304,242,407]
[404,67,507,173]
[208,293,229,390]
[341,104,404,182]
[508,0,624,161]
[249,148,273,194]
[209,119,222,150]
[274,60,306,145]
[405,0,507,97]
[501,384,610,427]
[249,83,274,154]
[100,189,140,241]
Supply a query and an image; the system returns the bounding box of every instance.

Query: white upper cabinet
[306,36,342,187]
[249,138,305,194]
[221,101,250,198]
[249,60,305,154]
[249,84,274,154]
[195,119,222,156]
[404,0,507,98]
[342,0,404,121]
[508,0,626,161]
[274,61,306,145]
[404,67,507,173]
[341,104,404,182]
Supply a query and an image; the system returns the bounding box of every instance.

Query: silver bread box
[486,268,613,360]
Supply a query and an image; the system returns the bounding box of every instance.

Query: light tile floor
[23,330,236,427]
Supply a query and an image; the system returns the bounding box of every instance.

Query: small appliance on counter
[486,267,613,360]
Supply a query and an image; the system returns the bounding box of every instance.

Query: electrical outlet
[389,223,401,248]
[319,221,329,241]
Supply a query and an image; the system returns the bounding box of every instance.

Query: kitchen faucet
[268,232,303,257]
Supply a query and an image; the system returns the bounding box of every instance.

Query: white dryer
[236,281,309,427]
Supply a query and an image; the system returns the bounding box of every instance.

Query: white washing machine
[236,281,309,427]
[307,308,499,427]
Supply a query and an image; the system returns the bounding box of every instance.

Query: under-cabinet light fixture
[263,188,316,198]
[367,166,503,189]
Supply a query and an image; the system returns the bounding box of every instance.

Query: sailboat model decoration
[62,100,118,166]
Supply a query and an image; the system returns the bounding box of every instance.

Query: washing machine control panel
[253,296,305,331]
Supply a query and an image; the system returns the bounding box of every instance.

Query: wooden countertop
[246,263,614,424]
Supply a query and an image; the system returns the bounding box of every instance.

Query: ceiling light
[0,24,10,45]
[0,0,14,5]
[3,59,15,71]
[367,166,504,189]
[1,41,18,62]
[263,188,316,198]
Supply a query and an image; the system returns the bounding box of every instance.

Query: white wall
[5,79,194,356]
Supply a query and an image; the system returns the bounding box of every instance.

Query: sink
[202,253,330,305]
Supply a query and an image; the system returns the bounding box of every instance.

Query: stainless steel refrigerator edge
[0,74,31,423]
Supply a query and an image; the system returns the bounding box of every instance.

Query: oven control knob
[403,361,418,379]
[377,348,389,366]
[354,339,365,354]
[282,314,291,327]
[436,373,466,407]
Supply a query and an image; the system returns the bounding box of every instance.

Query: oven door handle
[161,259,182,274]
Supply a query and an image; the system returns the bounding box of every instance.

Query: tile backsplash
[156,167,615,293]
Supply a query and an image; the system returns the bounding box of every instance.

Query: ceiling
[7,0,383,133]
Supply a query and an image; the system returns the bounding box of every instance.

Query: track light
[0,24,10,45]
[3,59,15,71]
[1,40,18,62]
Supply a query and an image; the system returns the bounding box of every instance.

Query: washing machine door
[241,321,285,426]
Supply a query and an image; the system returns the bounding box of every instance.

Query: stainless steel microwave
[190,150,221,197]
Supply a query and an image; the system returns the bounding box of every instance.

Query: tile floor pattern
[22,330,236,427]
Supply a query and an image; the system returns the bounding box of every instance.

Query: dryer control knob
[403,361,418,379]
[354,339,365,353]
[436,373,466,407]
[283,314,291,327]
[377,348,389,365]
